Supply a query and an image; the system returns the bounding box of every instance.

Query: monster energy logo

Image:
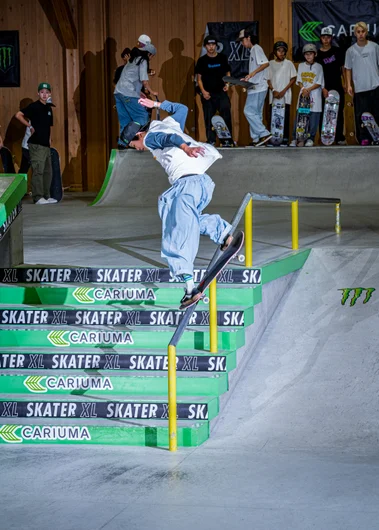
[0,46,14,73]
[339,288,376,307]
[299,21,323,41]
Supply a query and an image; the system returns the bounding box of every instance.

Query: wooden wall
[1,0,276,192]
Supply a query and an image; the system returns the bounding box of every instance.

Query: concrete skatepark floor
[0,195,378,530]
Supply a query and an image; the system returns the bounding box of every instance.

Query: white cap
[321,27,333,36]
[138,34,151,46]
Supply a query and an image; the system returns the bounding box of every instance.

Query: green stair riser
[0,286,256,307]
[0,423,209,446]
[261,249,311,284]
[0,329,245,350]
[0,373,228,396]
[0,398,219,421]
[0,351,236,373]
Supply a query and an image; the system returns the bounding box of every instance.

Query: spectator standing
[113,48,131,85]
[195,35,233,146]
[317,27,347,145]
[15,83,56,204]
[267,41,296,145]
[345,21,379,145]
[238,29,272,146]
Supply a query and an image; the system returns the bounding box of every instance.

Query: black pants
[270,103,291,143]
[19,147,31,174]
[320,88,345,143]
[354,86,379,143]
[201,91,232,143]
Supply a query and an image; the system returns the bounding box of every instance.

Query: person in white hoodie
[121,98,234,308]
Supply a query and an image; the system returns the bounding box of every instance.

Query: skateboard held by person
[321,90,340,145]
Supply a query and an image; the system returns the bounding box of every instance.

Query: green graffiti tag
[339,288,376,307]
[0,47,13,72]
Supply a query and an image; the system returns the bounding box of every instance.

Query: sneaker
[256,134,273,147]
[337,140,347,145]
[180,288,203,309]
[247,141,258,147]
[289,140,297,147]
[47,198,58,204]
[220,234,233,251]
[305,139,314,147]
[361,139,370,146]
[35,198,49,205]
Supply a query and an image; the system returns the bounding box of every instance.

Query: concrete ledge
[91,147,378,207]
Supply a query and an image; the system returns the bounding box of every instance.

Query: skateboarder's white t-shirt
[296,62,324,112]
[145,117,222,185]
[345,41,379,93]
[248,44,269,93]
[268,59,297,104]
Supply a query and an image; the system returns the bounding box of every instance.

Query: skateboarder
[114,41,158,148]
[345,21,379,145]
[316,27,347,145]
[195,35,233,146]
[268,41,296,145]
[121,98,233,308]
[14,83,57,204]
[237,28,272,146]
[290,44,324,147]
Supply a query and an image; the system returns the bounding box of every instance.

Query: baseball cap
[321,27,333,36]
[121,121,145,145]
[237,29,249,41]
[38,82,51,92]
[204,35,218,46]
[138,34,151,46]
[303,43,317,54]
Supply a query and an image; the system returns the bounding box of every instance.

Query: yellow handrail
[245,198,253,267]
[167,344,177,452]
[209,279,218,353]
[291,200,299,250]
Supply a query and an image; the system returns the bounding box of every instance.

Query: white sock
[185,279,195,294]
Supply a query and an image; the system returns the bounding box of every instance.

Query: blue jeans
[114,93,149,144]
[158,174,232,277]
[244,90,270,142]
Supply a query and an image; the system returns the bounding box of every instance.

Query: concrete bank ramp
[212,248,379,453]
[91,147,379,207]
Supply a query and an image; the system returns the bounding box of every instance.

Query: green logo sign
[47,330,70,347]
[73,287,94,303]
[299,21,323,41]
[24,376,46,393]
[0,425,22,443]
[0,46,14,73]
[339,288,376,306]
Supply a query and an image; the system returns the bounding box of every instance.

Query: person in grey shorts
[15,83,56,204]
[345,21,379,145]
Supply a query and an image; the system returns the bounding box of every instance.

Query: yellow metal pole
[291,200,299,250]
[335,203,341,233]
[245,198,253,267]
[209,278,218,353]
[167,344,177,452]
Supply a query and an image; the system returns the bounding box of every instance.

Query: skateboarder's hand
[139,98,159,109]
[202,90,211,100]
[241,75,250,82]
[0,135,3,149]
[181,144,205,158]
[322,88,329,98]
[301,88,310,97]
[273,90,280,99]
[347,86,353,97]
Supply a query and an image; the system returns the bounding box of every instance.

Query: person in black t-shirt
[15,83,56,204]
[195,35,233,145]
[317,27,347,144]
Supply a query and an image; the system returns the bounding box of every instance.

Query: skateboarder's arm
[197,74,210,99]
[15,111,34,130]
[246,62,269,80]
[145,132,190,150]
[345,68,353,96]
[0,134,3,149]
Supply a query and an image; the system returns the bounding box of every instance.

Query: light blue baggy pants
[244,89,270,142]
[158,173,232,278]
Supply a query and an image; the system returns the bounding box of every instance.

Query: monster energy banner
[0,400,209,420]
[0,352,227,372]
[203,21,259,77]
[0,203,22,241]
[292,1,379,60]
[0,308,245,327]
[0,31,20,87]
[0,267,261,284]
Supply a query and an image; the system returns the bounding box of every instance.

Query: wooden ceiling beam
[49,0,77,49]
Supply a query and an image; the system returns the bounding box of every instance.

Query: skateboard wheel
[350,132,354,136]
[237,254,245,263]
[202,296,209,305]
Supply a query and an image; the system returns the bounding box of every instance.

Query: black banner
[204,21,259,77]
[293,1,379,60]
[0,400,209,420]
[0,308,245,327]
[0,203,22,241]
[0,267,261,284]
[0,31,20,87]
[0,352,227,372]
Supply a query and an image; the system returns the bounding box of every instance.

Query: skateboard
[0,146,16,173]
[211,115,234,147]
[296,93,311,145]
[321,90,340,146]
[361,112,379,145]
[50,148,63,202]
[179,230,244,310]
[270,102,286,145]
[222,76,256,92]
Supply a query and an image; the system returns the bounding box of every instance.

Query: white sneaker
[305,139,314,147]
[47,198,58,203]
[289,140,297,147]
[35,198,49,205]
